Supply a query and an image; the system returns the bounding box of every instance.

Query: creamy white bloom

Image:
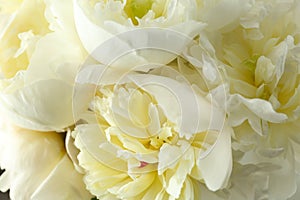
[73,0,205,67]
[181,1,300,198]
[69,59,233,199]
[0,118,92,200]
[186,0,300,168]
[225,1,300,176]
[0,0,85,131]
[200,0,300,133]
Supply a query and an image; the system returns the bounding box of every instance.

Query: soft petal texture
[227,94,288,135]
[30,155,91,200]
[229,122,298,200]
[197,121,300,200]
[288,174,300,200]
[0,0,49,79]
[0,0,22,13]
[73,0,205,67]
[0,74,74,131]
[0,0,85,131]
[201,0,300,130]
[3,0,300,199]
[198,126,232,191]
[87,26,205,71]
[179,1,300,198]
[70,57,233,199]
[0,118,92,200]
[199,0,252,31]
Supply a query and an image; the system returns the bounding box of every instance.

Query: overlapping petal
[0,118,92,200]
[0,0,85,131]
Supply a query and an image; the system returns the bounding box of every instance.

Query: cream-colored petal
[30,155,92,200]
[0,76,74,131]
[74,124,128,172]
[0,121,66,200]
[129,74,213,138]
[117,173,155,199]
[229,94,288,124]
[25,31,83,85]
[198,124,233,191]
[166,147,195,198]
[73,0,113,54]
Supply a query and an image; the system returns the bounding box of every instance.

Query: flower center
[149,123,178,149]
[124,0,167,25]
[124,0,154,25]
[242,54,260,74]
[92,84,183,153]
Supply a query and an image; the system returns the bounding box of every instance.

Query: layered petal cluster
[70,62,233,199]
[0,0,85,131]
[183,0,300,198]
[73,0,205,67]
[227,123,297,200]
[204,0,300,134]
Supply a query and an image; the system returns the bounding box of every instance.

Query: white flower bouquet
[0,0,300,199]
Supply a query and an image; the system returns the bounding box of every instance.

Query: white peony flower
[180,1,300,198]
[225,1,300,175]
[0,0,86,131]
[0,118,92,200]
[201,0,300,133]
[73,0,205,67]
[68,54,233,199]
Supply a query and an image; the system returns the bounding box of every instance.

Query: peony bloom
[199,0,300,134]
[0,118,92,200]
[184,0,300,198]
[0,0,85,131]
[69,55,233,199]
[73,0,205,67]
